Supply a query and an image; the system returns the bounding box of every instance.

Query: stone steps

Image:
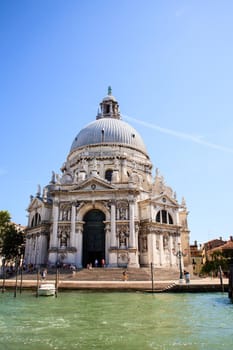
[15,267,181,282]
[60,267,180,281]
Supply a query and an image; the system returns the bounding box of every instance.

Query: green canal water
[0,291,232,350]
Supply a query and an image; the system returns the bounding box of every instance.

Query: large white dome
[70,117,148,155]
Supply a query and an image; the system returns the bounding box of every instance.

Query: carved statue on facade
[119,207,127,220]
[60,232,68,248]
[119,232,127,247]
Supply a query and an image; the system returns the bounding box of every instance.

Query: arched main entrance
[82,209,105,267]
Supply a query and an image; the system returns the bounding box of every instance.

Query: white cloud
[123,114,233,154]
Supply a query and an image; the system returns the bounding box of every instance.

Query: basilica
[24,88,191,269]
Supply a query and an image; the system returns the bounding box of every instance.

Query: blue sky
[1,0,233,245]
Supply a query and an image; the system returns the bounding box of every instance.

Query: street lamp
[173,243,186,282]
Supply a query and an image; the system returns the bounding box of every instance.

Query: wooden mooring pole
[1,260,6,293]
[14,265,18,298]
[219,265,224,293]
[151,262,154,293]
[36,269,40,297]
[19,266,23,294]
[55,268,59,298]
[228,264,233,300]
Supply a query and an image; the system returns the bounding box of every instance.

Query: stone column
[28,237,33,264]
[169,234,174,266]
[151,233,156,265]
[122,159,128,182]
[159,233,164,266]
[135,223,139,250]
[109,201,118,267]
[110,201,116,247]
[39,234,44,266]
[105,223,111,266]
[76,223,83,268]
[30,237,35,265]
[51,201,59,248]
[24,236,29,264]
[129,199,136,248]
[34,234,39,266]
[70,203,76,247]
[40,233,48,265]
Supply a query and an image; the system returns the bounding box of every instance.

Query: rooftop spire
[108,86,112,95]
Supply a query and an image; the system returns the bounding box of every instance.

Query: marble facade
[24,89,191,269]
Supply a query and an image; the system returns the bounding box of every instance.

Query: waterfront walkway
[0,267,228,292]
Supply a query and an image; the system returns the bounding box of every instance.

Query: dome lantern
[97,86,121,120]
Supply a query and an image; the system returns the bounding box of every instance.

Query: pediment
[70,176,117,192]
[27,197,43,211]
[152,194,178,207]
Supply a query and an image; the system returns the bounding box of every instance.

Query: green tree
[1,223,25,261]
[0,210,25,262]
[0,210,11,227]
[0,210,11,251]
[201,250,232,276]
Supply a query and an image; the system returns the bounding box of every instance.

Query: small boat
[38,283,56,296]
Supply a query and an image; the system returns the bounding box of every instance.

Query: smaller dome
[102,86,116,102]
[102,94,116,102]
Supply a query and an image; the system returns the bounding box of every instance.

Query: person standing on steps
[41,268,47,280]
[122,270,128,281]
[184,270,190,284]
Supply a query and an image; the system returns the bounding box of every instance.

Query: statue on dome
[155,168,160,177]
[181,196,187,208]
[56,173,61,184]
[114,157,120,169]
[92,157,97,170]
[36,184,41,197]
[43,187,48,201]
[50,171,56,184]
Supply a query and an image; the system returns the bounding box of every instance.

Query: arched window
[105,105,110,114]
[156,211,161,223]
[35,213,41,225]
[156,210,173,224]
[162,210,167,223]
[31,213,41,227]
[105,169,113,182]
[168,213,173,224]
